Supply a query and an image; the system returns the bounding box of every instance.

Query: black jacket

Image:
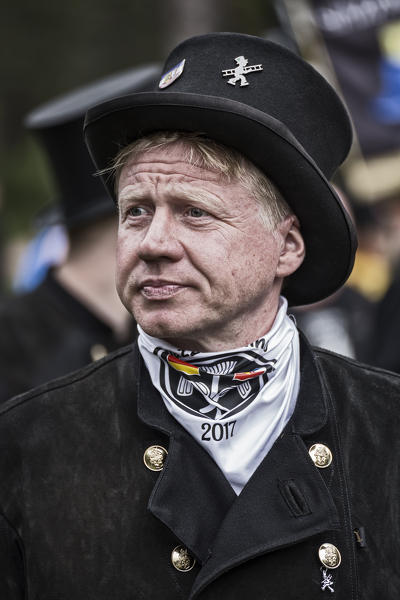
[0,337,399,599]
[367,277,400,373]
[0,272,135,402]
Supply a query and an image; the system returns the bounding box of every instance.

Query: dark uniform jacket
[0,336,399,599]
[0,272,134,403]
[367,277,400,373]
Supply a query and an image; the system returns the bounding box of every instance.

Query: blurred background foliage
[0,0,277,242]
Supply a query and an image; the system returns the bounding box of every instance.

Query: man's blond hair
[110,131,293,230]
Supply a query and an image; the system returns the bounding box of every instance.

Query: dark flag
[278,0,400,200]
[309,0,400,157]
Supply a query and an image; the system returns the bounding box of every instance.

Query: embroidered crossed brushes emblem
[321,568,334,592]
[222,55,263,87]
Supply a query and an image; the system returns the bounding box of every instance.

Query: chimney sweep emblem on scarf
[154,347,276,420]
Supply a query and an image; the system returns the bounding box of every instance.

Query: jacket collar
[289,331,329,435]
[136,347,236,561]
[135,335,338,595]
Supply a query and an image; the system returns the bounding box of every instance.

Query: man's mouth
[140,281,187,299]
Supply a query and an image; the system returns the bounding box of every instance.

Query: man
[0,64,159,402]
[0,33,399,599]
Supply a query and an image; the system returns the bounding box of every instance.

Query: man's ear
[276,216,305,278]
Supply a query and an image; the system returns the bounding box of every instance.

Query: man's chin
[137,318,187,342]
[136,316,203,348]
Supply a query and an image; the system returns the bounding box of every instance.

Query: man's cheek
[115,261,130,300]
[116,241,134,276]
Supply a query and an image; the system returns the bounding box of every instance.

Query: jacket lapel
[190,430,340,597]
[136,348,236,562]
[135,335,341,595]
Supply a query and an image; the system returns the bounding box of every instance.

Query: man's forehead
[120,143,229,184]
[117,144,252,214]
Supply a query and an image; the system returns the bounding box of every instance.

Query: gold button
[143,445,168,471]
[309,444,333,468]
[318,543,341,569]
[90,344,108,362]
[171,545,196,572]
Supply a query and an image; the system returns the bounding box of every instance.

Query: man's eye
[127,206,148,217]
[187,207,208,218]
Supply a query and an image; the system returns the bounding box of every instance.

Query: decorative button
[309,444,333,468]
[143,445,168,471]
[171,545,196,572]
[318,543,341,569]
[90,344,108,362]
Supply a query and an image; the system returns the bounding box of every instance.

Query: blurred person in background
[0,64,159,402]
[12,208,69,294]
[364,191,400,372]
[292,186,375,361]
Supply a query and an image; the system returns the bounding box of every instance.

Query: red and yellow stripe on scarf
[167,354,200,376]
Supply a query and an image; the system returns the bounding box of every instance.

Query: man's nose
[138,209,183,262]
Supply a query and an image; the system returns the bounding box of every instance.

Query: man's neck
[54,219,130,339]
[55,259,130,339]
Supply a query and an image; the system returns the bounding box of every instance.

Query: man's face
[116,143,295,351]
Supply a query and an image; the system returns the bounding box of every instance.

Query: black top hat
[84,33,357,305]
[26,64,160,230]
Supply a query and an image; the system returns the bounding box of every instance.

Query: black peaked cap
[84,33,357,305]
[26,64,160,230]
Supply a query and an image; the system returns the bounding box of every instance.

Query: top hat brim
[52,197,117,230]
[85,91,357,306]
[25,64,160,230]
[33,197,116,231]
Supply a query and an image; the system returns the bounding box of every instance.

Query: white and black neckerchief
[138,296,300,494]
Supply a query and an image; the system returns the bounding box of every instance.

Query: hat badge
[159,59,186,89]
[222,55,263,87]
